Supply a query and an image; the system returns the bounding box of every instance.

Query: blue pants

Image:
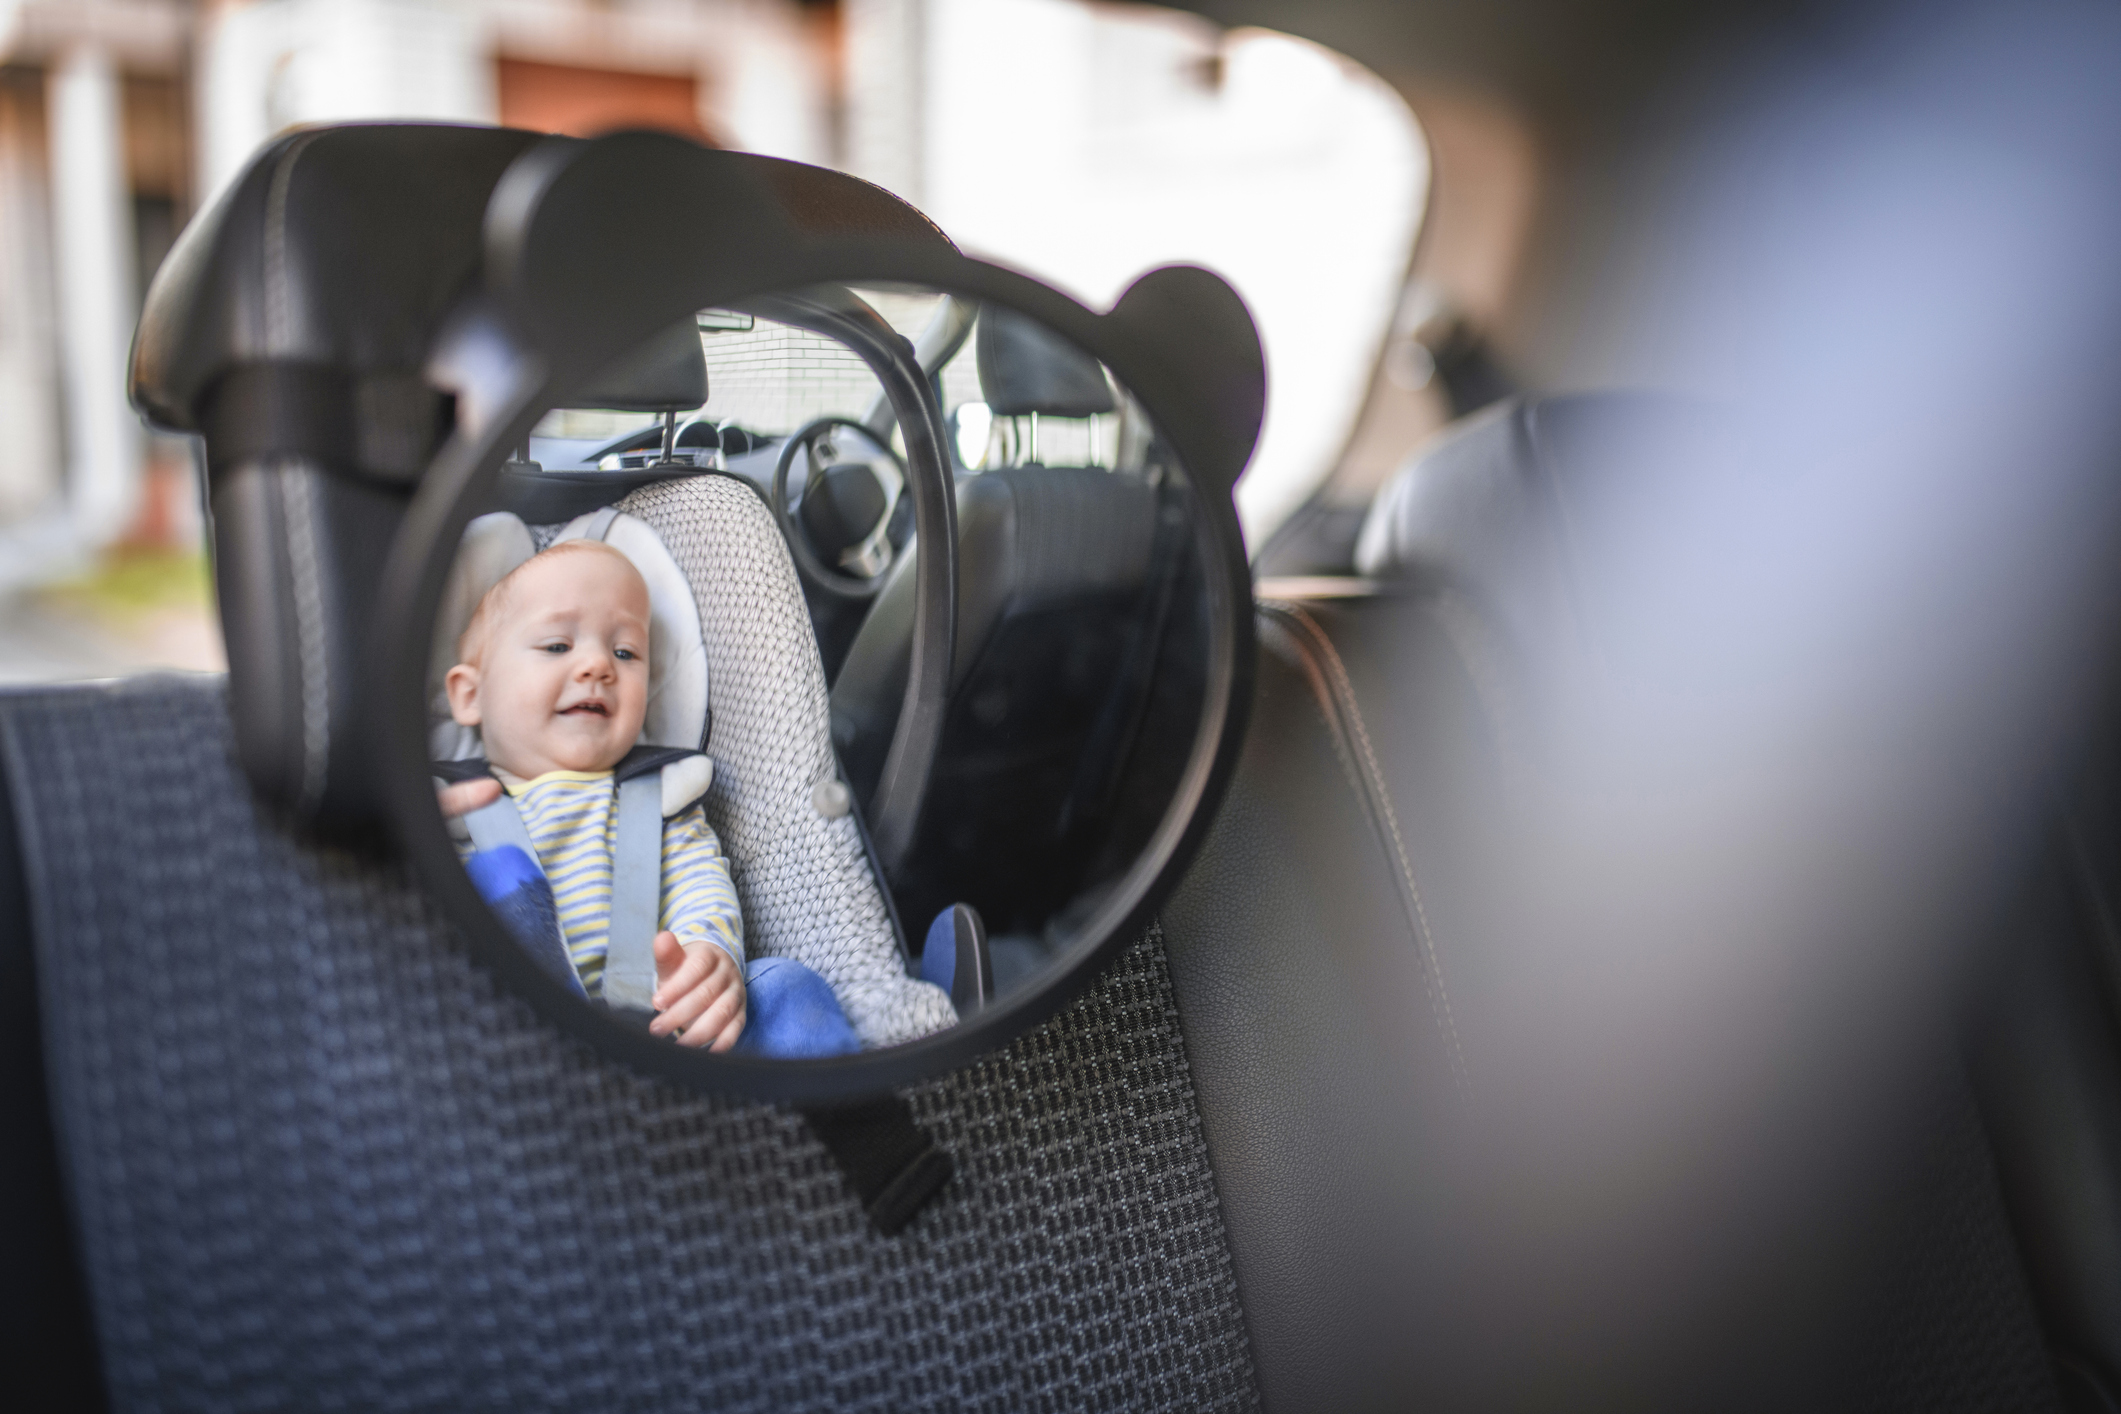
[736,956,861,1059]
[466,845,860,1060]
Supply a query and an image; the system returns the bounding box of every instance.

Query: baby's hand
[436,777,502,818]
[649,930,746,1051]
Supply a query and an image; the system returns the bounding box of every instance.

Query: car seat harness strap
[458,792,589,998]
[603,772,663,1015]
[461,790,537,862]
[447,749,706,1018]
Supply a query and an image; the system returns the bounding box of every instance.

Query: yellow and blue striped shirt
[498,769,743,998]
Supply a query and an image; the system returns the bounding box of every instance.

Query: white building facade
[0,0,1423,577]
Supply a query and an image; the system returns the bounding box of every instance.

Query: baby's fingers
[705,1003,747,1054]
[436,778,502,818]
[648,979,710,1036]
[652,945,709,1010]
[648,955,731,1036]
[678,984,745,1050]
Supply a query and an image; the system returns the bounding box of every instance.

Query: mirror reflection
[430,285,1208,1060]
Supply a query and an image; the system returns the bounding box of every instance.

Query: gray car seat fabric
[0,675,1258,1412]
[613,476,957,1047]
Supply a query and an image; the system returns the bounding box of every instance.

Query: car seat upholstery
[609,479,956,1045]
[0,684,1258,1411]
[1158,394,2070,1411]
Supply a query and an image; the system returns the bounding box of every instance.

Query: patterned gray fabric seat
[0,675,1260,1412]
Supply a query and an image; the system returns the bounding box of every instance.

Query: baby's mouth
[559,701,610,718]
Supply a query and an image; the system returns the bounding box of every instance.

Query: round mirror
[374,140,1256,1101]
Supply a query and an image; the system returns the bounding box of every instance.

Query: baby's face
[446,547,651,778]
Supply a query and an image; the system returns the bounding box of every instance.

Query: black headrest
[975,305,1115,418]
[126,125,549,830]
[132,124,547,474]
[129,123,954,832]
[569,317,708,412]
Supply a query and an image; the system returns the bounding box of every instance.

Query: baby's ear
[444,663,483,726]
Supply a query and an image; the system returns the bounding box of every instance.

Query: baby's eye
[615,647,639,662]
[539,641,570,654]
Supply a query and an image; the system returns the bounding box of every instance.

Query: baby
[439,539,747,1050]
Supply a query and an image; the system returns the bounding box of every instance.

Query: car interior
[9,4,2121,1412]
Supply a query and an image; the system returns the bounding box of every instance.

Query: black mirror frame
[370,131,1261,1104]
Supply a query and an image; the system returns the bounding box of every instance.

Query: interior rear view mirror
[368,132,1262,1102]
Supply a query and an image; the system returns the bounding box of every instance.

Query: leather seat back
[1163,393,2070,1410]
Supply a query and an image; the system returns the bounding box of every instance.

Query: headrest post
[661,411,678,463]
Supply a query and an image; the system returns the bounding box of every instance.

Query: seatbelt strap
[463,791,539,860]
[463,773,661,1014]
[571,505,621,542]
[801,1095,955,1236]
[603,771,663,1016]
[460,793,589,998]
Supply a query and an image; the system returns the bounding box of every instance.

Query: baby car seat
[431,495,956,1047]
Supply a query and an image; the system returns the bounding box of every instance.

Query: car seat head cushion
[568,318,709,413]
[427,508,711,762]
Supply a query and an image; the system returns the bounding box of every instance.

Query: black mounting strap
[801,1094,954,1235]
[199,361,449,484]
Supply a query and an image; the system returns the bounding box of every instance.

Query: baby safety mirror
[365,131,1259,1102]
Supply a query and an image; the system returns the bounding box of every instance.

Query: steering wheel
[772,416,909,599]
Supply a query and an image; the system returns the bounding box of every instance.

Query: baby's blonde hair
[455,538,646,668]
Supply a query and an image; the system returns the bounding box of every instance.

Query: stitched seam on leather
[279,461,330,813]
[266,135,331,812]
[1262,600,1470,1095]
[1259,609,1371,825]
[264,132,322,353]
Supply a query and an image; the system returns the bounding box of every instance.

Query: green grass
[39,546,213,622]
